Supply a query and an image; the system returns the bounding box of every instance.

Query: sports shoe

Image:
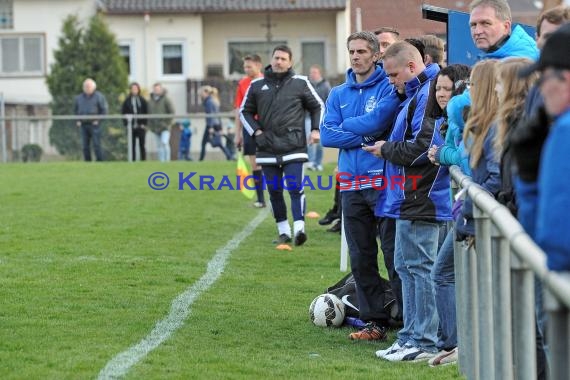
[253,201,266,208]
[348,322,387,341]
[375,340,404,358]
[315,164,324,171]
[327,219,341,233]
[273,234,292,244]
[428,347,458,367]
[318,210,338,225]
[384,345,437,362]
[294,230,307,246]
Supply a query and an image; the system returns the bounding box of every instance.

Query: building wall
[202,11,341,78]
[0,0,95,104]
[105,14,203,115]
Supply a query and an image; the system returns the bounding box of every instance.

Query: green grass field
[0,161,463,379]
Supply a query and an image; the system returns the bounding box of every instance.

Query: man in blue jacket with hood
[321,31,402,341]
[364,41,450,362]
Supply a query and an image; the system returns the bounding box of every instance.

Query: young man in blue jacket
[364,41,450,362]
[321,31,402,340]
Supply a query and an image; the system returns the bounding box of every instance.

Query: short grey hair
[347,31,380,54]
[470,0,512,21]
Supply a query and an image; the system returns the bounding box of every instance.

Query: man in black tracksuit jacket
[240,45,323,246]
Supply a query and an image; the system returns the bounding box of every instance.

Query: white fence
[451,165,570,380]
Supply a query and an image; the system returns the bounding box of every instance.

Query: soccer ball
[309,293,346,327]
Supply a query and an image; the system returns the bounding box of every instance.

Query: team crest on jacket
[365,96,376,112]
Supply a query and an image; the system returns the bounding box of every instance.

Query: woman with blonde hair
[456,59,501,240]
[494,57,538,214]
[199,85,231,161]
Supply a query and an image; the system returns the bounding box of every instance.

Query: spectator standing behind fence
[74,78,108,162]
[148,83,175,162]
[306,64,331,172]
[178,119,192,161]
[364,41,449,362]
[121,82,148,161]
[516,23,570,272]
[199,85,232,161]
[320,31,403,341]
[423,64,471,368]
[417,35,445,67]
[240,45,324,246]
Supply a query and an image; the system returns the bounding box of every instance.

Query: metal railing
[0,112,235,163]
[451,165,570,380]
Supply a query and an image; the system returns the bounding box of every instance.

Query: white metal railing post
[491,223,513,380]
[474,201,494,380]
[510,251,537,380]
[126,115,133,163]
[545,272,570,379]
[454,237,468,376]
[340,212,348,272]
[0,92,6,163]
[466,243,480,380]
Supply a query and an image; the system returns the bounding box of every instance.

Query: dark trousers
[132,127,146,161]
[378,216,403,322]
[200,126,231,161]
[81,123,103,161]
[261,162,305,223]
[342,189,387,324]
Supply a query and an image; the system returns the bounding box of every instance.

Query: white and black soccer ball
[309,293,345,327]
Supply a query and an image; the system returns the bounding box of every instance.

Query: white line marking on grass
[98,208,269,380]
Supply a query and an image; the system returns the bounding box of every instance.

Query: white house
[0,0,349,160]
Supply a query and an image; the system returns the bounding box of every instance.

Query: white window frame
[225,38,288,79]
[0,33,45,77]
[157,39,186,80]
[118,39,135,82]
[300,39,327,76]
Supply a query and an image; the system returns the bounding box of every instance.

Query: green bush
[21,144,43,162]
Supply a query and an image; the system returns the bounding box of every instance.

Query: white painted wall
[105,14,203,115]
[0,0,95,104]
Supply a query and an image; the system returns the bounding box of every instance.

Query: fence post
[454,237,468,376]
[510,252,537,380]
[0,92,6,163]
[465,243,480,380]
[127,115,133,163]
[491,223,513,380]
[474,202,495,380]
[545,273,570,380]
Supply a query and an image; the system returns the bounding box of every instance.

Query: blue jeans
[431,227,457,350]
[307,142,323,166]
[81,123,103,161]
[395,219,440,352]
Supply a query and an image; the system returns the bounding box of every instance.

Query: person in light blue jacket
[320,31,402,341]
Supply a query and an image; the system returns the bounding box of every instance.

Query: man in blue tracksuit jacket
[364,41,450,361]
[321,31,401,340]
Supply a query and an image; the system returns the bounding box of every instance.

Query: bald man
[74,78,108,161]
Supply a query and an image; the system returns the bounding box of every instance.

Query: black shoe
[327,220,341,233]
[318,210,338,226]
[273,234,292,244]
[294,231,307,246]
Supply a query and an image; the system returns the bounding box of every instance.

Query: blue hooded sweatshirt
[320,65,401,191]
[375,63,452,221]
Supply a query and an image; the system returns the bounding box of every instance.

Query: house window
[228,41,287,76]
[0,0,13,29]
[301,42,325,76]
[161,43,183,75]
[118,42,133,79]
[0,35,44,76]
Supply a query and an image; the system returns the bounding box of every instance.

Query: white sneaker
[375,341,404,358]
[385,345,437,362]
[428,347,458,367]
